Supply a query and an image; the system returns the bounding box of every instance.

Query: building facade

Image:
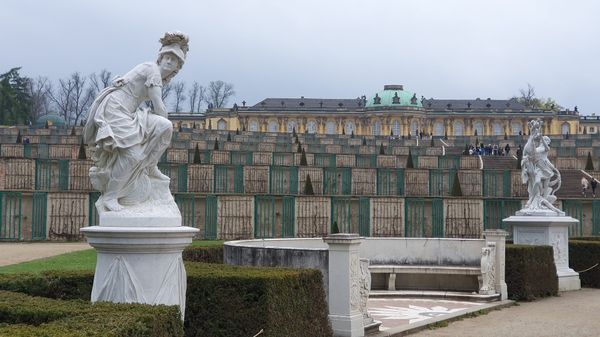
[173,84,581,136]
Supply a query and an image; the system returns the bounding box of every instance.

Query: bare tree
[28,76,53,120]
[172,81,186,113]
[188,81,207,113]
[207,80,235,108]
[518,83,536,108]
[89,69,112,95]
[49,72,94,126]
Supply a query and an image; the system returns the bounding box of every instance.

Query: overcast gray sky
[2,0,599,114]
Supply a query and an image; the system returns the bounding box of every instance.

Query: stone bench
[369,264,482,291]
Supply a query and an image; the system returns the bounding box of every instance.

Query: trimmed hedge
[505,244,558,300]
[0,290,183,337]
[569,239,600,288]
[0,263,332,337]
[182,245,224,264]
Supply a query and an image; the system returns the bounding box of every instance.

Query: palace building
[171,84,581,136]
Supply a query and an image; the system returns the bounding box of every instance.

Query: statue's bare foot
[148,166,169,180]
[104,198,124,212]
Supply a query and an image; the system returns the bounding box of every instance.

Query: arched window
[392,120,401,136]
[453,121,464,136]
[561,122,570,135]
[217,119,227,130]
[493,122,503,136]
[307,120,317,134]
[268,120,279,133]
[433,121,444,136]
[287,120,297,133]
[372,121,382,136]
[473,121,484,136]
[511,121,523,135]
[345,121,355,135]
[410,120,418,136]
[249,120,258,132]
[326,121,336,135]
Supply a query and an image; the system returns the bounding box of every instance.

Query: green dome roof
[365,85,423,108]
[35,113,66,128]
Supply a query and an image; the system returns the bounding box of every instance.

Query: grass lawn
[0,240,223,275]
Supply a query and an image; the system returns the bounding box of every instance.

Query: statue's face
[159,53,179,74]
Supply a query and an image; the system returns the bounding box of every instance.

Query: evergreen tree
[362,137,367,146]
[227,132,231,141]
[406,148,414,168]
[474,129,478,136]
[193,144,201,164]
[213,138,219,150]
[236,128,239,135]
[292,126,297,138]
[342,128,345,135]
[331,221,340,234]
[297,142,302,153]
[303,173,314,195]
[430,137,434,147]
[379,143,385,155]
[16,131,21,144]
[0,67,32,125]
[300,148,308,166]
[450,170,463,196]
[444,130,448,140]
[351,130,355,139]
[178,124,183,132]
[78,139,87,160]
[586,152,594,171]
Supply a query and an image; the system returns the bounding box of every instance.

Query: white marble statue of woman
[84,32,189,213]
[520,119,563,215]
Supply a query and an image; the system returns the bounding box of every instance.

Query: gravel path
[0,242,91,267]
[409,288,600,337]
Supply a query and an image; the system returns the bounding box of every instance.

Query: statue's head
[157,32,189,82]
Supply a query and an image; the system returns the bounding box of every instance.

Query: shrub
[182,245,224,264]
[78,139,87,160]
[184,263,332,337]
[379,143,385,155]
[0,270,94,300]
[505,244,558,301]
[450,170,463,196]
[569,239,600,288]
[585,152,594,171]
[300,148,308,166]
[303,174,314,195]
[0,290,184,337]
[406,148,414,169]
[192,144,201,164]
[213,138,219,150]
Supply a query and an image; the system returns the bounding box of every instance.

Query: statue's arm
[148,86,168,118]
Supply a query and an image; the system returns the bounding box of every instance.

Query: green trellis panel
[282,196,295,238]
[35,159,51,190]
[175,194,195,228]
[205,195,218,239]
[331,197,352,233]
[323,168,352,195]
[432,198,444,238]
[483,170,511,197]
[88,192,100,227]
[358,197,370,237]
[37,144,49,159]
[484,199,522,236]
[438,156,460,169]
[214,165,243,193]
[377,168,406,196]
[255,196,275,238]
[177,165,188,192]
[429,169,445,197]
[0,192,22,241]
[563,200,583,237]
[24,144,32,158]
[315,153,336,167]
[231,151,253,165]
[58,160,69,191]
[593,200,600,235]
[270,166,299,195]
[404,198,425,237]
[356,155,377,168]
[31,192,47,240]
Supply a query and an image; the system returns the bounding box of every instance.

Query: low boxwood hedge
[0,290,183,337]
[0,262,332,337]
[569,239,600,288]
[505,244,558,300]
[182,245,224,264]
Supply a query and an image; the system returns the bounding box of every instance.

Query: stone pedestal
[483,230,508,300]
[81,215,198,319]
[324,234,364,337]
[503,215,581,291]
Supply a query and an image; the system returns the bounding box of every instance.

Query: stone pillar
[324,234,364,337]
[504,215,581,291]
[484,229,508,300]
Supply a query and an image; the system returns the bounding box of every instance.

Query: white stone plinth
[80,225,199,319]
[504,215,581,291]
[484,230,509,300]
[324,234,365,337]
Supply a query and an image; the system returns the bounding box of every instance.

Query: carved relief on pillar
[349,252,361,312]
[479,243,496,295]
[359,258,374,325]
